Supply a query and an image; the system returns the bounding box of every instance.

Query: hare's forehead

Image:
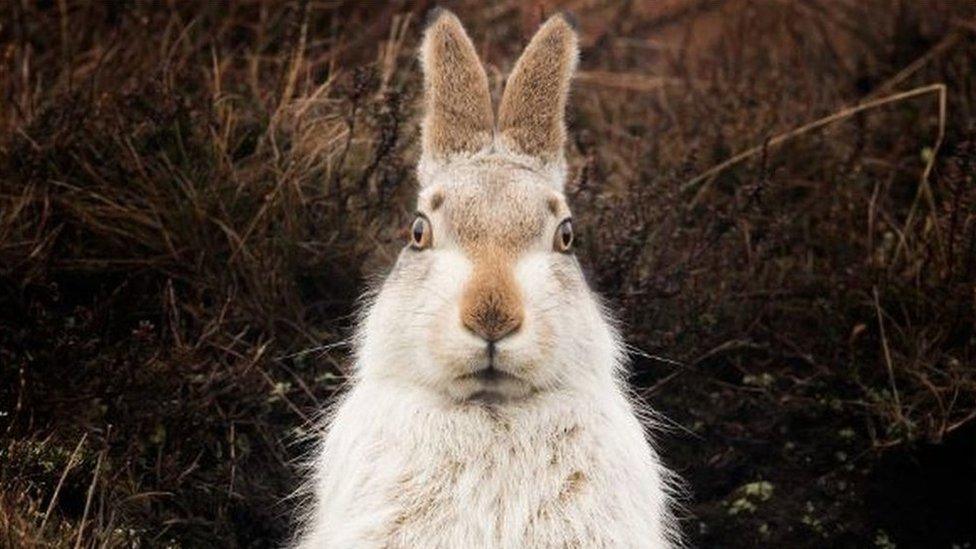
[421,174,565,248]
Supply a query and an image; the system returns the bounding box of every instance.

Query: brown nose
[460,259,524,343]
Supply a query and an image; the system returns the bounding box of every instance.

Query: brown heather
[1,1,974,547]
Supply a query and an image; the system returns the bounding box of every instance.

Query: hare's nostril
[462,306,522,343]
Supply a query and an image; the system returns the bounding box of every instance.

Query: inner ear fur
[497,13,579,165]
[419,9,494,167]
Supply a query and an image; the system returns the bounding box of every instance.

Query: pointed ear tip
[536,11,579,53]
[555,10,579,32]
[539,10,578,36]
[422,6,458,33]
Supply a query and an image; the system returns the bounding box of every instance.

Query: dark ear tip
[556,10,579,31]
[423,6,450,31]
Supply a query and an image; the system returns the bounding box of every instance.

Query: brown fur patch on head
[547,196,560,216]
[429,191,444,211]
[445,166,551,252]
[497,14,579,163]
[420,10,494,164]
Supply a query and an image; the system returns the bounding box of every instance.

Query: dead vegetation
[1,1,974,547]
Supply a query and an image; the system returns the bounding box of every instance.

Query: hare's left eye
[410,214,432,250]
[553,218,573,253]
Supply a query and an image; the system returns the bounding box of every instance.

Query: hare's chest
[381,423,610,547]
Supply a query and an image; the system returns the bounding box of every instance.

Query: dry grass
[1,1,974,547]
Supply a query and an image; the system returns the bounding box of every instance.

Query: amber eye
[554,218,573,253]
[410,214,432,250]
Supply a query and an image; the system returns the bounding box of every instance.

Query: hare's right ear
[497,14,578,181]
[419,9,494,180]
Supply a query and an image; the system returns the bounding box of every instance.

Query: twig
[74,449,104,549]
[643,370,684,396]
[574,70,686,93]
[40,433,88,535]
[868,32,961,97]
[274,340,349,361]
[873,287,904,426]
[945,407,976,435]
[682,83,948,209]
[691,339,767,367]
[278,0,310,111]
[894,82,948,261]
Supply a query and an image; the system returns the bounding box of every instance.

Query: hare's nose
[462,298,523,342]
[460,262,524,343]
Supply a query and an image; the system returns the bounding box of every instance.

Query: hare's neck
[326,377,636,462]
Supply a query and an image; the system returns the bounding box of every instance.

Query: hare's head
[357,10,621,403]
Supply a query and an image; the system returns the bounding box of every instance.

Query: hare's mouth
[462,365,519,383]
[453,363,533,404]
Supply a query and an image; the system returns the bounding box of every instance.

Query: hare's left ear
[497,14,579,179]
[419,9,494,180]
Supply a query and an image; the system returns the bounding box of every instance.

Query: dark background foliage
[1,1,974,547]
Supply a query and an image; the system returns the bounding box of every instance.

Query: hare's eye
[553,219,573,253]
[410,214,432,250]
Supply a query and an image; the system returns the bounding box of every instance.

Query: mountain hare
[294,9,680,548]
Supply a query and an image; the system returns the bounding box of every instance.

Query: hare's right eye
[410,214,432,250]
[553,218,573,253]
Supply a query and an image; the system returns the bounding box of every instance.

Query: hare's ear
[419,9,494,178]
[497,13,578,173]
